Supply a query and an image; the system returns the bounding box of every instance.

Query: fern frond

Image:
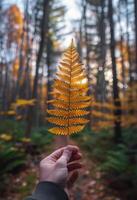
[70,88,89,96]
[69,125,85,134]
[60,62,70,68]
[70,96,91,102]
[49,94,90,104]
[69,110,90,116]
[52,93,69,101]
[48,127,67,135]
[54,85,68,95]
[56,73,70,83]
[54,79,69,89]
[72,64,83,72]
[70,101,90,109]
[47,117,69,126]
[48,125,85,135]
[47,109,68,117]
[62,58,71,64]
[48,100,68,109]
[71,82,88,89]
[47,40,90,135]
[58,66,70,75]
[69,118,89,124]
[72,68,83,77]
[47,117,88,126]
[71,73,86,82]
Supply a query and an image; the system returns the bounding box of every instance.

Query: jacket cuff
[33,181,68,200]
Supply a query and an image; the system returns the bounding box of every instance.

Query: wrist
[34,182,69,200]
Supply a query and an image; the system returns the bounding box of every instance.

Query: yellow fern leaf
[54,94,71,103]
[47,117,69,126]
[72,68,83,77]
[70,101,90,109]
[48,127,68,135]
[60,62,70,68]
[52,93,69,101]
[69,110,89,117]
[48,100,68,109]
[69,118,89,125]
[54,85,68,95]
[47,109,68,117]
[72,56,80,64]
[62,58,71,64]
[71,73,86,82]
[70,96,91,102]
[47,40,90,135]
[71,64,83,71]
[58,66,70,75]
[72,53,79,60]
[71,82,88,89]
[54,79,69,89]
[47,117,88,126]
[63,52,71,59]
[70,88,89,96]
[48,125,85,135]
[69,125,85,134]
[56,73,70,83]
[51,91,90,102]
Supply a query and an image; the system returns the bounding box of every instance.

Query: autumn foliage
[47,40,90,135]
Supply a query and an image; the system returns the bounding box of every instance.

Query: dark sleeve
[25,181,69,200]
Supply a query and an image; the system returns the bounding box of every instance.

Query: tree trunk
[46,36,52,109]
[118,1,126,95]
[96,0,106,102]
[108,0,122,143]
[125,0,134,114]
[2,63,9,112]
[83,0,90,81]
[14,0,29,100]
[134,0,137,78]
[25,0,50,137]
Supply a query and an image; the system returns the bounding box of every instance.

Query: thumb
[57,149,72,165]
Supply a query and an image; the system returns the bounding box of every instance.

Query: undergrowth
[72,126,137,200]
[0,120,54,195]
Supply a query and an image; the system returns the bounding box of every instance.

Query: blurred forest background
[0,0,137,199]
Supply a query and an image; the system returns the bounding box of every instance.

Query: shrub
[0,147,26,175]
[31,126,54,150]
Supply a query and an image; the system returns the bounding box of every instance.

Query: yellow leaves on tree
[0,133,13,142]
[47,40,90,135]
[0,99,36,118]
[0,110,16,116]
[13,99,36,108]
[91,88,137,132]
[116,41,129,62]
[6,5,23,45]
[12,58,19,78]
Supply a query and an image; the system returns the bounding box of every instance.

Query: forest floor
[69,147,120,200]
[2,139,121,200]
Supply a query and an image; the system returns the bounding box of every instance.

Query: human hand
[39,145,82,188]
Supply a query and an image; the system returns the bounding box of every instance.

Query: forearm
[25,181,68,200]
